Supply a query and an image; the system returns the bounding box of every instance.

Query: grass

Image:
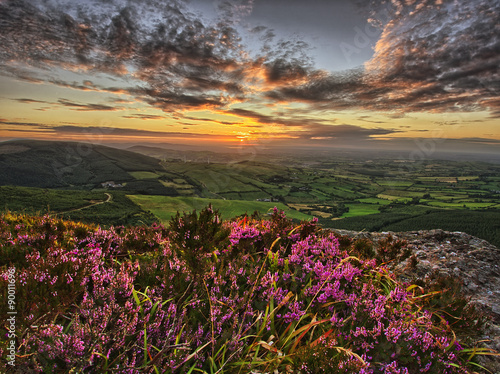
[61,192,157,226]
[375,180,414,187]
[129,171,161,179]
[342,203,381,218]
[377,194,402,201]
[2,142,500,243]
[381,190,425,198]
[127,195,312,222]
[357,198,392,205]
[0,185,108,213]
[323,205,500,247]
[427,201,496,209]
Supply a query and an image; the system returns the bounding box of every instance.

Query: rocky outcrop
[333,229,500,373]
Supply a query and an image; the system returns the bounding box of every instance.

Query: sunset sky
[0,0,499,154]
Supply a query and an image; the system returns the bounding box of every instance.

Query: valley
[1,139,499,246]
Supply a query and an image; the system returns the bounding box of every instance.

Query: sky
[0,0,499,155]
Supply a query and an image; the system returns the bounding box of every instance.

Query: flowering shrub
[0,209,493,373]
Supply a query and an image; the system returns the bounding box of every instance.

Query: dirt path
[52,192,112,215]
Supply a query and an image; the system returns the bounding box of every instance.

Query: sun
[235,132,251,143]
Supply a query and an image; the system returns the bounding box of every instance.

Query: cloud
[12,98,48,104]
[267,0,500,114]
[216,0,255,24]
[294,123,400,140]
[10,97,126,112]
[0,0,249,110]
[357,115,386,124]
[0,120,47,128]
[0,0,320,114]
[363,0,500,112]
[57,99,121,111]
[0,120,218,138]
[228,108,277,124]
[457,137,500,144]
[48,79,97,92]
[52,125,174,137]
[122,114,166,120]
[0,0,498,120]
[226,107,399,140]
[228,107,330,128]
[179,115,242,126]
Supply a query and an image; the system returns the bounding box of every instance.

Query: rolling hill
[1,139,499,247]
[0,139,163,189]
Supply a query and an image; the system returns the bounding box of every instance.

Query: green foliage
[0,186,107,213]
[62,192,157,227]
[1,140,500,246]
[168,204,230,276]
[0,140,161,188]
[122,179,179,196]
[128,195,312,223]
[384,209,500,247]
[324,207,500,247]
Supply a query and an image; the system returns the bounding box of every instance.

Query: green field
[376,180,414,187]
[129,171,161,179]
[128,195,312,222]
[0,186,156,227]
[2,140,500,244]
[357,198,392,205]
[0,186,108,213]
[343,203,381,217]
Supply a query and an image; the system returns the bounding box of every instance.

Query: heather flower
[0,210,489,373]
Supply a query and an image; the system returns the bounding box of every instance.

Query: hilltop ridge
[0,140,162,188]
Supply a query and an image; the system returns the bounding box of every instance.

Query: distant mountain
[0,140,163,188]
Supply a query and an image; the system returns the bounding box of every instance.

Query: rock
[331,228,500,372]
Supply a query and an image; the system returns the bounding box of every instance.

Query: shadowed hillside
[0,140,162,188]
